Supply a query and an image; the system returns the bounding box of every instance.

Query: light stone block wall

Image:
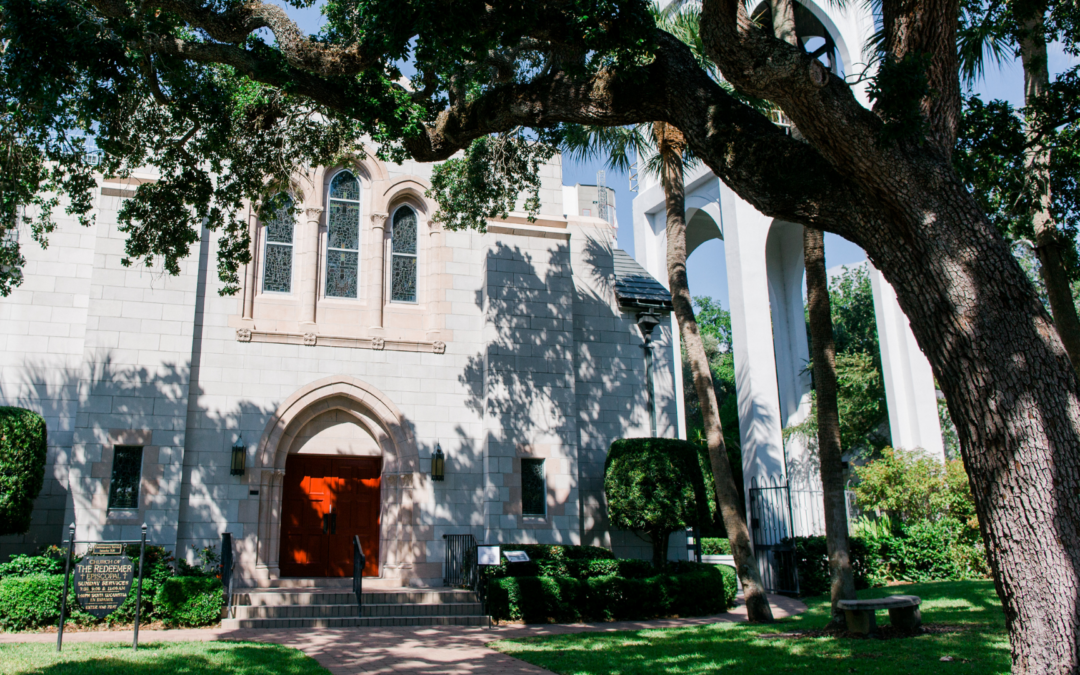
[66,183,201,548]
[480,227,582,546]
[0,199,99,560]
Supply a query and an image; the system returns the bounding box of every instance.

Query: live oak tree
[3,0,1080,669]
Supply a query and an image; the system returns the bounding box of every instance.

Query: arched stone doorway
[252,376,419,581]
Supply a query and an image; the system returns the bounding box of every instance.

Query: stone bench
[836,595,922,634]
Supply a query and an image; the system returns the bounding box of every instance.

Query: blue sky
[278,2,1077,306]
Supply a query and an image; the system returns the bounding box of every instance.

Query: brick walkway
[0,595,807,674]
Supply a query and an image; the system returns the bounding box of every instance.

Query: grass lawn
[490,581,1010,674]
[0,641,330,675]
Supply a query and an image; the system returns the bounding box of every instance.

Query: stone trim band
[236,327,446,354]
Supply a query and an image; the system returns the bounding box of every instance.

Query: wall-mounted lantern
[231,435,246,476]
[431,443,445,481]
[636,310,662,437]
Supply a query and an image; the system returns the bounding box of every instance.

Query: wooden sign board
[503,551,530,563]
[73,555,134,619]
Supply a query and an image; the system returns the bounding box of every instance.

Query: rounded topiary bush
[605,438,708,567]
[0,407,48,536]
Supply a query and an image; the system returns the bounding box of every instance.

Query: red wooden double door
[280,455,381,577]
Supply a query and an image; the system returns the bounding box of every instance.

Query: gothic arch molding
[252,375,419,580]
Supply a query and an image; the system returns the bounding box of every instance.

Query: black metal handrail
[353,535,365,613]
[221,532,235,619]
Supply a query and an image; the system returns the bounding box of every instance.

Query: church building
[0,153,682,586]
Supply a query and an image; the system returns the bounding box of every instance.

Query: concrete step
[220,614,490,629]
[232,589,478,607]
[239,577,406,589]
[231,602,484,620]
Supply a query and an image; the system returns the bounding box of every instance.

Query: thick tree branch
[88,0,387,76]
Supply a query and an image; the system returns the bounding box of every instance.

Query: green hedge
[0,574,91,631]
[487,562,730,623]
[700,538,732,555]
[716,564,737,608]
[0,407,48,536]
[790,517,990,597]
[155,577,224,627]
[483,557,655,581]
[0,547,222,631]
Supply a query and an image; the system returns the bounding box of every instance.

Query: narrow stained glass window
[108,446,143,510]
[262,195,295,293]
[326,171,361,298]
[391,206,418,303]
[521,458,546,516]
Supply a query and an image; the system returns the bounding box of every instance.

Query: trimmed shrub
[0,407,48,536]
[154,577,224,627]
[0,574,91,631]
[790,536,872,597]
[486,576,582,623]
[716,564,737,608]
[700,538,732,555]
[0,553,65,579]
[605,438,709,567]
[487,562,730,623]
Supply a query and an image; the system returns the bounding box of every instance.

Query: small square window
[108,446,143,510]
[521,459,546,516]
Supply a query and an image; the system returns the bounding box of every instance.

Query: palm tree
[559,4,777,622]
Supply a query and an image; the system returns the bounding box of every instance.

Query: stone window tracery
[391,206,418,303]
[261,194,295,294]
[326,171,362,298]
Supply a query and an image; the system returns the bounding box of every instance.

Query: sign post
[55,523,149,653]
[133,524,146,650]
[55,524,75,653]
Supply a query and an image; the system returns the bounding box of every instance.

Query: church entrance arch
[252,376,418,581]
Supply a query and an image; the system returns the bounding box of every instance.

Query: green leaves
[603,438,707,537]
[867,52,934,145]
[427,132,557,231]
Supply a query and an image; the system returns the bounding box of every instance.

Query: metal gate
[749,478,799,595]
[443,534,478,588]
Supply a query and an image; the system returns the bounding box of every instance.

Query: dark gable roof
[613,249,673,311]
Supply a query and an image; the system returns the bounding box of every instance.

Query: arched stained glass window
[262,194,295,294]
[325,171,361,298]
[391,206,418,303]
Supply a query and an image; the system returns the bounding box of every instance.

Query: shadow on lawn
[7,642,321,675]
[494,581,1012,675]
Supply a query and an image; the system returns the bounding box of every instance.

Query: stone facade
[0,153,678,585]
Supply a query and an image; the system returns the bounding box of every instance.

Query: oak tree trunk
[654,121,774,622]
[803,226,858,627]
[1019,7,1080,376]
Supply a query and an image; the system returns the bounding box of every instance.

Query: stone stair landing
[221,584,489,629]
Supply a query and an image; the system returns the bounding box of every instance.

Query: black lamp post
[636,310,662,437]
[431,443,445,481]
[230,435,246,476]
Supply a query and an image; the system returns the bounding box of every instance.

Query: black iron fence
[443,534,478,588]
[749,478,799,595]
